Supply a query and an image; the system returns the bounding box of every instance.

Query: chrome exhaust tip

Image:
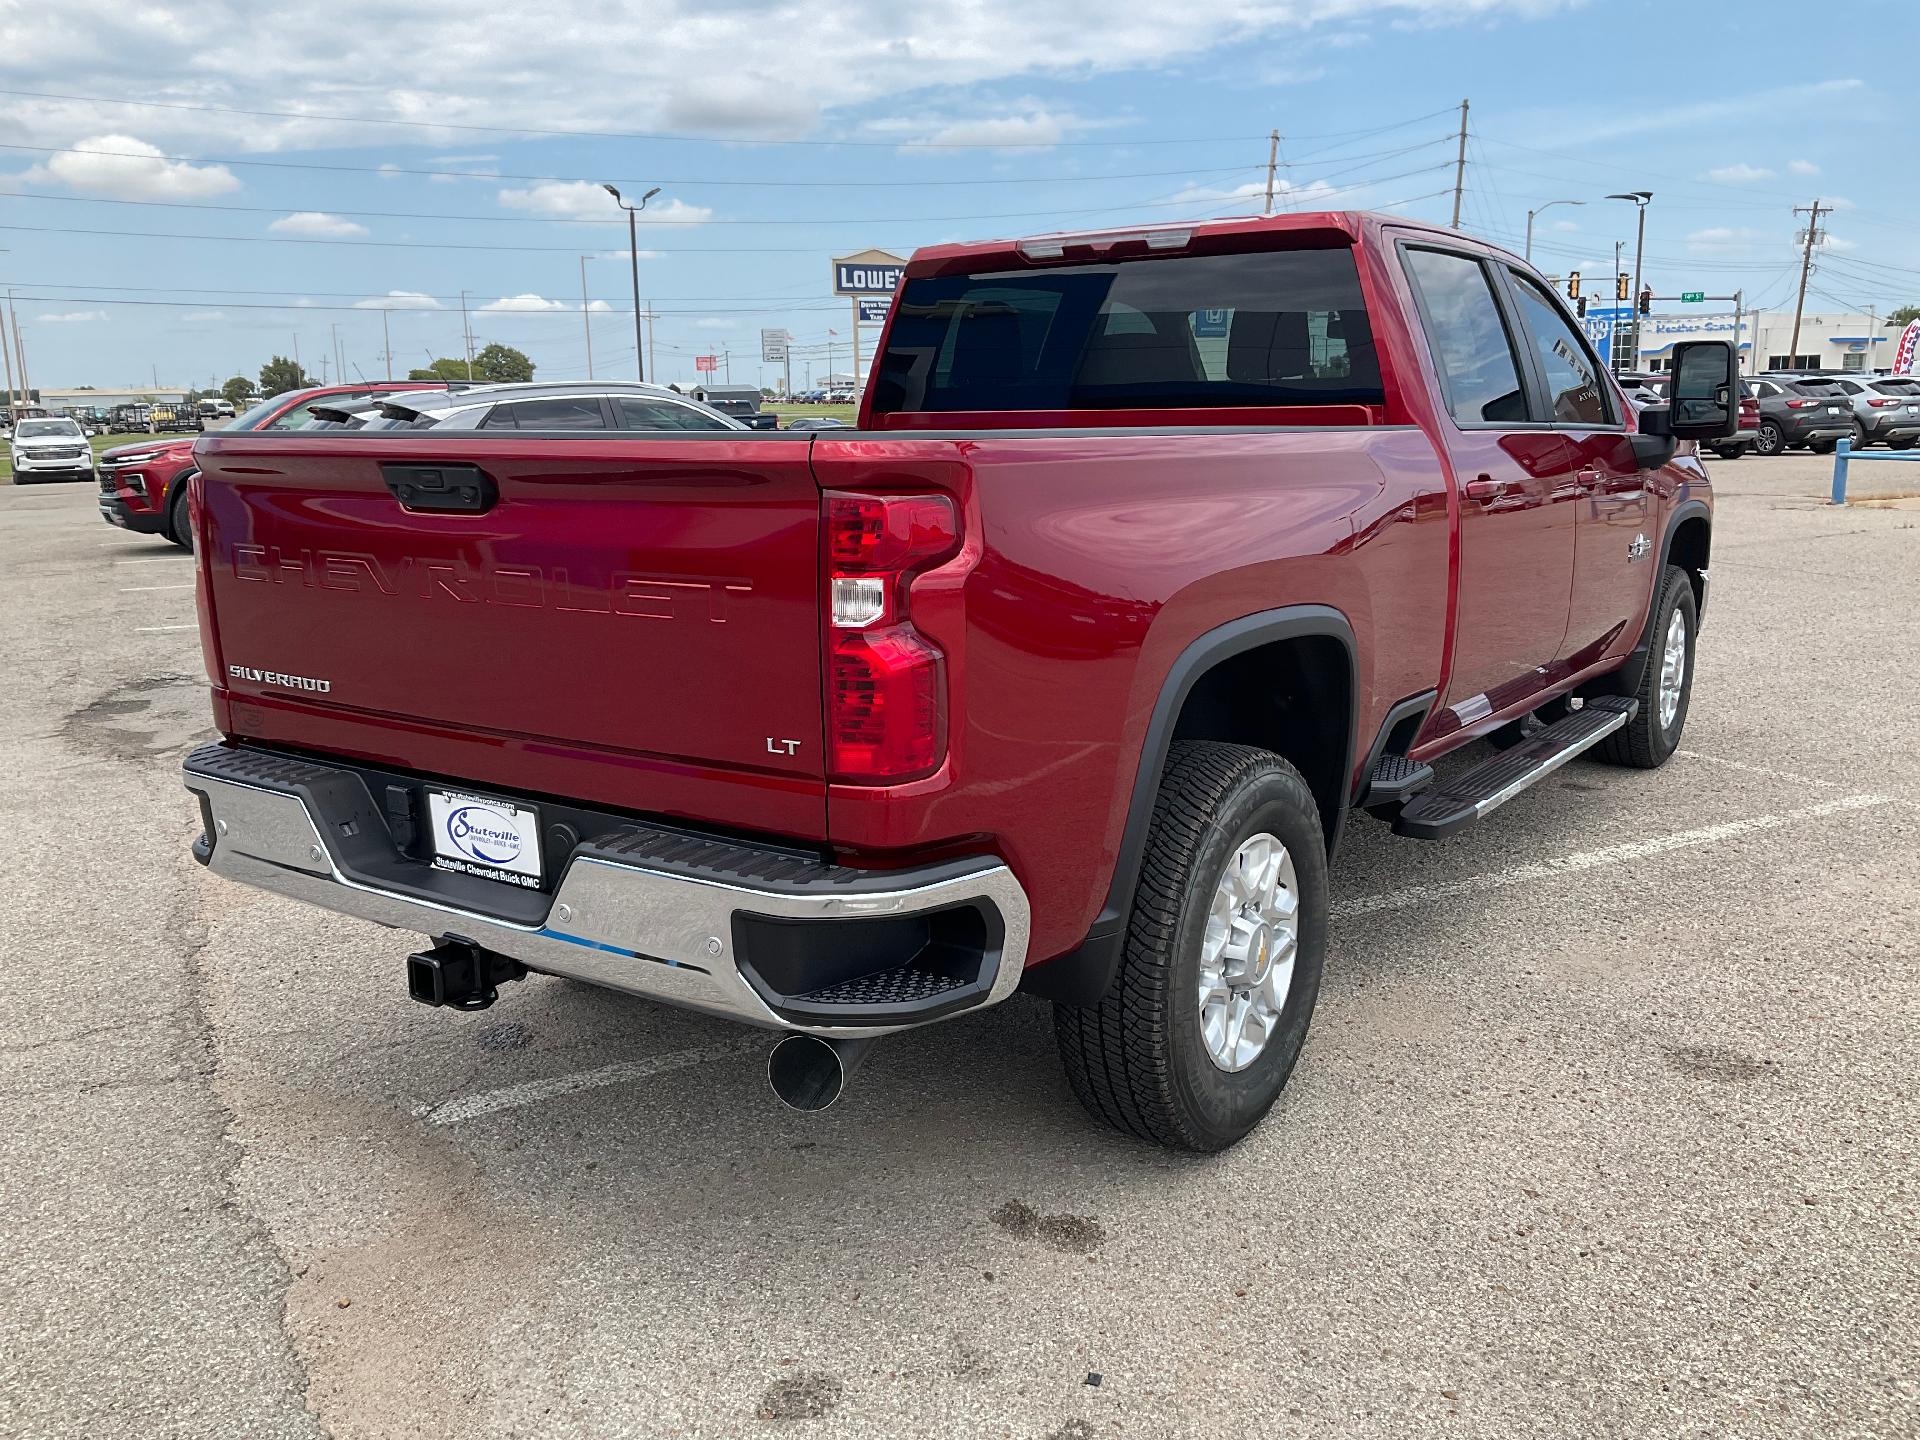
[767,1034,874,1112]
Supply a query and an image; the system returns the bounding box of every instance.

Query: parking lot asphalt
[2,451,1915,1440]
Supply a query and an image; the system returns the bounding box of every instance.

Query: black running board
[1393,697,1637,840]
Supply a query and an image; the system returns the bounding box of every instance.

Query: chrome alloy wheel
[1198,832,1299,1073]
[1658,606,1688,731]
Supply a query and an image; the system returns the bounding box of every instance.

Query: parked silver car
[362,381,746,433]
[1828,374,1920,450]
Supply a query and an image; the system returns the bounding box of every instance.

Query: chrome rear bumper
[183,744,1030,1037]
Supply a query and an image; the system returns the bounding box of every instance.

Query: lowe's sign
[832,255,907,296]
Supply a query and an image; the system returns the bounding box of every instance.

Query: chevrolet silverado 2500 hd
[182,211,1736,1151]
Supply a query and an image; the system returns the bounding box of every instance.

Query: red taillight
[823,491,959,783]
[1785,398,1816,409]
[1868,397,1896,408]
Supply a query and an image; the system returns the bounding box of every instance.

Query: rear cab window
[868,245,1383,418]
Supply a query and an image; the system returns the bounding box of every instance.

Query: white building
[1586,309,1901,375]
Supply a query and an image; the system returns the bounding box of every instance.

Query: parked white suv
[9,417,95,484]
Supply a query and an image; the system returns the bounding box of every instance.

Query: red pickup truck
[98,382,456,549]
[181,212,1736,1150]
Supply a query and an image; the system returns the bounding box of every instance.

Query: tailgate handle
[382,463,498,515]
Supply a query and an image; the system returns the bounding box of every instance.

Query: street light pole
[579,255,595,380]
[1607,191,1653,370]
[1524,198,1585,263]
[603,184,662,382]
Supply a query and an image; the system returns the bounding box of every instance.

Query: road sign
[857,298,892,324]
[1680,291,1705,304]
[832,249,908,296]
[760,329,788,363]
[694,354,717,373]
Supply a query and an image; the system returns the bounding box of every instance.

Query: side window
[1402,248,1528,425]
[615,397,728,431]
[489,397,607,430]
[1506,272,1612,426]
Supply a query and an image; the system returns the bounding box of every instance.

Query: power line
[0,86,1270,150]
[0,139,1262,192]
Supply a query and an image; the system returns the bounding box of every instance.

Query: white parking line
[134,624,197,633]
[1675,749,1844,790]
[1334,791,1891,919]
[414,1036,763,1126]
[118,583,195,593]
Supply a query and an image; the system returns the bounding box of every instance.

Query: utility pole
[9,291,31,400]
[1731,289,1744,375]
[1789,198,1832,369]
[722,346,731,384]
[459,291,474,379]
[292,333,301,380]
[1264,129,1281,214]
[0,303,15,410]
[331,323,343,386]
[643,303,656,384]
[1448,98,1469,230]
[380,308,392,380]
[579,256,595,380]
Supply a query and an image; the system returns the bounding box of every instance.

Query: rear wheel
[166,473,195,551]
[1852,421,1870,450]
[1754,421,1785,456]
[1053,741,1327,1152]
[1596,564,1696,769]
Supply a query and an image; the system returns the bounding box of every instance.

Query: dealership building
[1585,309,1903,375]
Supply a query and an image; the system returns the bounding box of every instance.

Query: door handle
[1576,465,1603,492]
[1465,474,1505,503]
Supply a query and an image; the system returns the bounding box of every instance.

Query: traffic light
[1566,270,1581,300]
[1638,287,1653,316]
[1576,296,1588,318]
[1616,272,1631,301]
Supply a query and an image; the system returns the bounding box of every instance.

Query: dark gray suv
[1748,376,1855,456]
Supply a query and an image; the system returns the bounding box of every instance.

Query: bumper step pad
[1393,696,1637,840]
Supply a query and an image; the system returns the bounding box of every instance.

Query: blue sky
[1,0,1914,392]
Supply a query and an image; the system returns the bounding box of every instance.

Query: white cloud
[498,181,713,224]
[36,309,107,323]
[354,290,442,310]
[375,162,404,181]
[1706,162,1773,183]
[1687,226,1766,254]
[1787,158,1819,177]
[0,3,1575,154]
[1821,234,1857,252]
[479,293,570,313]
[584,299,613,313]
[21,134,237,200]
[599,248,665,261]
[1552,219,1580,232]
[268,210,369,237]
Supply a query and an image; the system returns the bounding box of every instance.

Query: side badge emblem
[1628,534,1651,562]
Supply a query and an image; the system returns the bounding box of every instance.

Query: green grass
[766,403,858,425]
[1,431,152,485]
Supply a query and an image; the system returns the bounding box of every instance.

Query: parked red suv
[181,212,1735,1150]
[98,383,458,549]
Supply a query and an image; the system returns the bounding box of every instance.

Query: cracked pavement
[1,453,1915,1438]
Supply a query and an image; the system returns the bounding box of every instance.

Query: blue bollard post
[1832,436,1851,505]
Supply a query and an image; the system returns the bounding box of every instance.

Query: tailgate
[195,431,825,807]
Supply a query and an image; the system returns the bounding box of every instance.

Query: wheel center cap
[1245,922,1273,985]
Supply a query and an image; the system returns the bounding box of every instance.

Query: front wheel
[1754,421,1785,457]
[165,473,195,551]
[1054,741,1328,1151]
[1596,564,1696,769]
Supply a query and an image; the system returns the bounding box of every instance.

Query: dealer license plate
[1828,405,1844,415]
[426,789,543,888]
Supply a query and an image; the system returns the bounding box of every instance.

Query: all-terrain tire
[1596,564,1696,769]
[1053,741,1328,1152]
